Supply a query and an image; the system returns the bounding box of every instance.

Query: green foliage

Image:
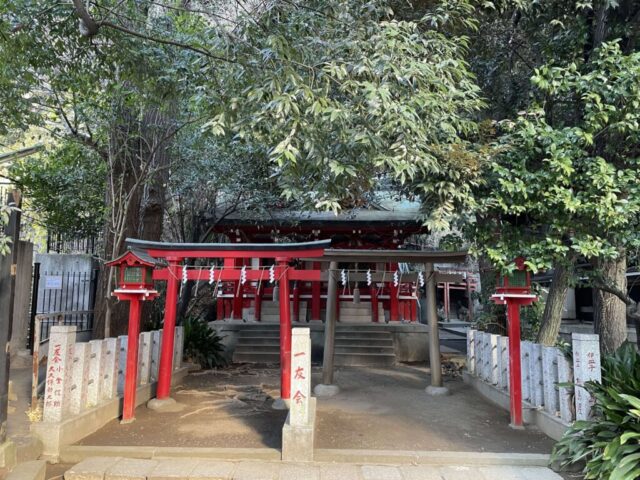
[10,141,106,237]
[182,316,227,369]
[211,0,486,230]
[471,42,640,274]
[552,343,640,480]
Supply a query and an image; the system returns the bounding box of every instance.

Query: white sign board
[44,275,63,290]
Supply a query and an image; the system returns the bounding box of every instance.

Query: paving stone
[188,460,235,480]
[279,464,320,480]
[400,465,444,480]
[148,458,199,479]
[440,466,486,480]
[319,464,361,480]
[105,458,158,480]
[360,465,402,480]
[65,457,124,480]
[233,462,279,480]
[478,466,563,480]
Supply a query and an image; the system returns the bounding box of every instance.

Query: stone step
[335,345,395,354]
[335,330,392,337]
[335,337,394,346]
[235,344,281,353]
[233,351,280,364]
[334,352,396,367]
[235,337,280,346]
[238,330,281,337]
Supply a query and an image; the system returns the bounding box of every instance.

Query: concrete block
[117,335,128,395]
[521,341,532,404]
[65,456,123,480]
[151,330,162,382]
[557,351,574,423]
[105,458,157,480]
[489,334,499,385]
[233,461,278,480]
[70,342,91,415]
[282,398,316,462]
[148,458,198,479]
[102,338,119,401]
[138,332,152,385]
[43,325,77,422]
[319,464,360,480]
[361,465,402,480]
[188,460,234,479]
[530,343,544,407]
[542,346,559,416]
[572,333,601,420]
[87,340,106,407]
[279,464,319,480]
[466,329,476,374]
[6,459,46,480]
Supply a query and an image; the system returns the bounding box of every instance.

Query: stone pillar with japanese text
[282,327,315,462]
[572,333,601,421]
[43,326,77,422]
[290,328,311,426]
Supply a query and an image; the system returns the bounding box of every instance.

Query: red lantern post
[490,257,537,429]
[105,250,160,423]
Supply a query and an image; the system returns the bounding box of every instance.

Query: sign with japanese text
[572,333,601,421]
[290,327,311,426]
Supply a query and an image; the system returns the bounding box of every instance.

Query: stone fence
[31,325,186,460]
[465,330,601,438]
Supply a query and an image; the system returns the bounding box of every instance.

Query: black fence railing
[46,231,102,256]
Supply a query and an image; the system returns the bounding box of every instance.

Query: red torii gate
[110,238,330,422]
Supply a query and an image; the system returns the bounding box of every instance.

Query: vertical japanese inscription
[290,327,311,426]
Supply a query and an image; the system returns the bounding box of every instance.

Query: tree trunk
[537,260,572,346]
[593,250,628,354]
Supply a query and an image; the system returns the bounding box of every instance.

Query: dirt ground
[78,363,556,454]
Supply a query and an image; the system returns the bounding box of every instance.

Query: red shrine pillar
[506,301,523,427]
[311,262,321,321]
[157,259,181,400]
[389,262,400,322]
[232,258,243,320]
[122,297,142,422]
[278,259,292,401]
[254,259,262,322]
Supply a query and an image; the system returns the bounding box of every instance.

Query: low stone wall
[30,325,186,461]
[464,330,602,440]
[210,321,429,363]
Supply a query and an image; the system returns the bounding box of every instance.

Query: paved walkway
[65,456,564,480]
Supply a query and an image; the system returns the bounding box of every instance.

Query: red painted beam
[145,248,327,259]
[152,268,322,282]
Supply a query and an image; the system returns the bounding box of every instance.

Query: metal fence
[46,230,102,256]
[29,268,99,348]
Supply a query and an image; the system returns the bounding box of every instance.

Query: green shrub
[183,316,228,369]
[552,342,640,480]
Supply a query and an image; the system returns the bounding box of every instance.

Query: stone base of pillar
[272,398,290,410]
[425,385,450,397]
[282,398,316,462]
[147,397,186,413]
[0,440,17,468]
[313,384,340,397]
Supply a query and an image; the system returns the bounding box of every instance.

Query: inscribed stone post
[542,346,560,416]
[498,336,510,391]
[43,326,77,422]
[482,332,491,382]
[290,328,312,426]
[467,330,476,375]
[117,335,128,395]
[474,331,483,379]
[87,339,106,407]
[521,341,532,404]
[138,332,152,385]
[174,326,184,371]
[151,330,162,382]
[69,342,90,416]
[572,333,601,421]
[489,334,499,385]
[557,351,574,423]
[101,338,119,400]
[530,343,544,407]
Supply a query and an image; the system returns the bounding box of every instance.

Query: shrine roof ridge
[125,238,332,252]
